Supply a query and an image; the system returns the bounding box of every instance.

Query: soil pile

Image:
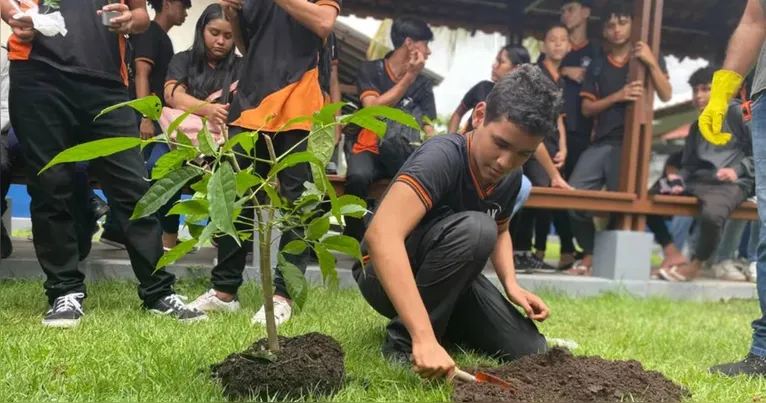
[452,348,689,402]
[211,332,345,400]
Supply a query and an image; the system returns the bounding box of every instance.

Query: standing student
[567,1,672,275]
[100,0,190,250]
[189,0,340,326]
[2,0,206,327]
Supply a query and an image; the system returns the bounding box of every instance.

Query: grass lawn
[0,278,763,402]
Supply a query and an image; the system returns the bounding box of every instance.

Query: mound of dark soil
[210,332,345,400]
[453,348,689,402]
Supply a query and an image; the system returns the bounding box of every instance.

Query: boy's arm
[359,53,424,108]
[580,60,642,118]
[125,0,150,33]
[448,104,468,133]
[633,42,672,102]
[534,143,572,189]
[275,0,339,39]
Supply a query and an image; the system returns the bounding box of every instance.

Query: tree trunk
[257,207,280,352]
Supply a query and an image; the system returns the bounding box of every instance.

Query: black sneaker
[100,227,127,250]
[710,353,766,376]
[515,252,557,273]
[381,338,411,367]
[1,221,12,259]
[42,293,85,328]
[147,294,208,323]
[89,196,109,221]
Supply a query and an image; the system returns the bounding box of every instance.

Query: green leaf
[132,166,201,219]
[276,116,313,133]
[187,223,205,239]
[261,182,283,208]
[151,149,190,180]
[302,181,324,198]
[235,171,263,198]
[198,124,219,156]
[156,239,198,269]
[39,137,142,173]
[176,130,195,149]
[197,222,218,248]
[268,151,324,178]
[190,174,211,194]
[165,103,207,139]
[207,161,238,243]
[223,131,258,154]
[321,235,362,263]
[346,115,387,137]
[354,105,422,131]
[338,195,368,218]
[306,216,330,241]
[308,122,336,193]
[282,240,307,255]
[95,96,162,121]
[314,245,339,288]
[167,198,209,217]
[315,102,347,125]
[277,254,309,310]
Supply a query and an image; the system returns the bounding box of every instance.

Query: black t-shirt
[460,80,494,132]
[580,53,668,144]
[561,40,600,137]
[229,0,341,132]
[7,1,131,85]
[165,51,241,100]
[130,21,174,103]
[537,59,564,155]
[392,133,522,231]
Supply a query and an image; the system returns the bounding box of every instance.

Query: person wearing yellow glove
[705,0,766,378]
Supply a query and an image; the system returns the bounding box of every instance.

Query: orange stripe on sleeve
[135,57,155,66]
[396,175,433,210]
[316,0,341,13]
[496,217,510,225]
[580,92,597,101]
[360,90,380,100]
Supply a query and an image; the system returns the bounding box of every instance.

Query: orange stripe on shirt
[580,92,597,101]
[396,175,432,210]
[135,57,155,66]
[316,0,341,13]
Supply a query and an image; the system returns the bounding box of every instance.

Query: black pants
[646,180,747,261]
[9,60,173,306]
[343,149,399,242]
[512,158,551,251]
[353,211,547,362]
[568,143,622,255]
[211,127,311,298]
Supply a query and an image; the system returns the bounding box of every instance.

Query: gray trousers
[352,211,547,362]
[568,143,622,255]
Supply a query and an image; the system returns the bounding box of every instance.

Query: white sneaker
[711,260,748,282]
[747,262,758,283]
[188,289,241,313]
[252,298,292,326]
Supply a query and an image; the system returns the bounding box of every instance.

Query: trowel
[453,368,514,390]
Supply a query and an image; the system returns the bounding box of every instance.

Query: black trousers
[646,179,747,261]
[211,127,311,299]
[9,60,173,306]
[343,149,399,242]
[568,142,622,255]
[512,158,550,251]
[353,211,547,362]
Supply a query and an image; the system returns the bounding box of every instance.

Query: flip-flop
[566,261,591,276]
[658,265,691,282]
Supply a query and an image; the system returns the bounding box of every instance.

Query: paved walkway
[0,238,757,302]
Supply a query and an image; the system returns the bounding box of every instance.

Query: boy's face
[406,39,432,61]
[603,14,632,46]
[692,83,712,112]
[471,102,542,184]
[561,2,589,31]
[491,50,515,82]
[542,27,571,62]
[164,0,189,26]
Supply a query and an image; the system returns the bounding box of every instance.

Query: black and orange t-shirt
[537,58,564,155]
[560,40,600,137]
[7,1,131,86]
[228,0,341,132]
[459,80,494,133]
[353,55,437,154]
[392,133,522,230]
[130,21,174,103]
[580,53,668,144]
[165,50,242,100]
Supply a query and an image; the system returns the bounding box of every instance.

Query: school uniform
[459,80,494,133]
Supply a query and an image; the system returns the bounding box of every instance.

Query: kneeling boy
[352,65,561,379]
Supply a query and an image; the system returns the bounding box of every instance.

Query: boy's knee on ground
[443,211,497,261]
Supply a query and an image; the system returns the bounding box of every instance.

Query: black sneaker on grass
[147,294,208,323]
[42,293,85,328]
[710,353,766,376]
[515,252,557,274]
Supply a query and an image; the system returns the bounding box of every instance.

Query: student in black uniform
[195,0,340,326]
[343,17,437,243]
[567,1,672,275]
[511,24,570,273]
[2,0,206,327]
[100,0,190,250]
[353,65,558,375]
[448,45,529,134]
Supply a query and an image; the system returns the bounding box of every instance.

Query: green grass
[0,279,763,402]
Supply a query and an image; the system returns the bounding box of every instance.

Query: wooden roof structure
[342,0,747,61]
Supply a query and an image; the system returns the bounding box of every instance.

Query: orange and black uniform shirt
[165,51,242,99]
[129,21,174,104]
[353,54,437,154]
[580,53,667,145]
[537,58,565,155]
[459,80,494,133]
[8,1,131,86]
[560,40,600,138]
[228,0,341,133]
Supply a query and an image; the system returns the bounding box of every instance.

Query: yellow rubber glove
[698,70,744,145]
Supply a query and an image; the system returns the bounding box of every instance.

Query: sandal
[657,265,692,282]
[566,261,591,276]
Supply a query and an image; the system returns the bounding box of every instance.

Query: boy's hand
[633,41,656,66]
[717,167,738,182]
[8,15,35,42]
[220,0,243,19]
[699,70,744,146]
[406,50,426,77]
[554,149,566,169]
[140,118,155,140]
[666,173,685,194]
[411,339,455,380]
[507,285,550,322]
[617,81,644,102]
[562,67,585,83]
[551,175,573,190]
[98,3,133,34]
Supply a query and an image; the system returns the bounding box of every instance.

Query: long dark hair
[500,44,531,66]
[173,4,239,99]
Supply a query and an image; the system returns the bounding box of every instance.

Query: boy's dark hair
[500,44,531,66]
[391,17,434,48]
[688,66,717,87]
[562,0,593,8]
[148,0,191,12]
[484,64,563,137]
[545,23,569,38]
[599,1,633,28]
